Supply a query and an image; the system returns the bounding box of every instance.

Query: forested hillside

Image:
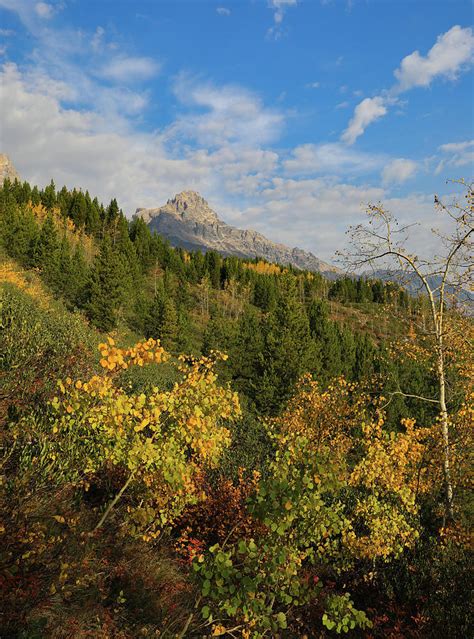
[0,178,472,638]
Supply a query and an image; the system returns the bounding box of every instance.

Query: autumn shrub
[174,470,265,563]
[12,339,241,538]
[1,337,241,637]
[0,283,95,424]
[191,378,435,636]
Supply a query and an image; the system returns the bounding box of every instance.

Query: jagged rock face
[0,154,20,182]
[138,191,341,277]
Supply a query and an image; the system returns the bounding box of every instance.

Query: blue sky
[0,0,473,261]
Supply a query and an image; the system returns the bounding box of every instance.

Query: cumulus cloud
[236,178,387,258]
[342,25,474,145]
[394,25,474,91]
[1,57,445,263]
[382,158,418,185]
[341,96,387,145]
[216,7,231,16]
[170,74,285,147]
[0,63,282,214]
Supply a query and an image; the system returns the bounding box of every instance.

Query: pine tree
[256,276,315,413]
[41,179,57,210]
[34,214,60,286]
[145,292,165,340]
[160,296,178,349]
[86,237,125,331]
[69,244,89,307]
[68,190,88,228]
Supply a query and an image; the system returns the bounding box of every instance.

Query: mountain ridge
[137,191,342,278]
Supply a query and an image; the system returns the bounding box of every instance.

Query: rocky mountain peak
[0,154,20,182]
[138,191,342,278]
[166,191,218,223]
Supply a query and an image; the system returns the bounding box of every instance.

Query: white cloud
[283,143,384,176]
[305,81,320,89]
[2,58,441,263]
[439,139,474,153]
[267,0,297,40]
[91,26,105,52]
[0,62,282,216]
[100,56,160,83]
[341,96,387,145]
[382,158,418,185]
[394,25,474,91]
[435,139,474,175]
[170,74,285,147]
[0,28,15,36]
[234,177,386,259]
[336,101,349,109]
[0,0,55,33]
[35,2,53,19]
[342,25,474,144]
[216,7,231,16]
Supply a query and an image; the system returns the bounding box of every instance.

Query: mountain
[0,154,20,182]
[137,191,341,277]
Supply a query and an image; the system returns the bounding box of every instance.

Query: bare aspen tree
[340,180,473,520]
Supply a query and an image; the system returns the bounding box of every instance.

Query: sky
[0,0,473,263]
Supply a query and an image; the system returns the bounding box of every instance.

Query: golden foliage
[0,260,50,307]
[243,260,283,275]
[271,375,371,467]
[45,340,241,538]
[28,202,95,261]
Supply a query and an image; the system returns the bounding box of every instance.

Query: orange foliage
[174,470,264,563]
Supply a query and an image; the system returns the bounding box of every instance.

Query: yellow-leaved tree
[18,337,241,539]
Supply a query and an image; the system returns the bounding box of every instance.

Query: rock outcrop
[137,191,341,277]
[0,154,20,182]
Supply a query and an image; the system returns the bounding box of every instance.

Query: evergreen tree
[33,214,60,286]
[69,244,89,307]
[41,179,56,210]
[160,296,178,349]
[255,276,315,413]
[86,237,125,331]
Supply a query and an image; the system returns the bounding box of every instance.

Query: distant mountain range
[137,191,342,278]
